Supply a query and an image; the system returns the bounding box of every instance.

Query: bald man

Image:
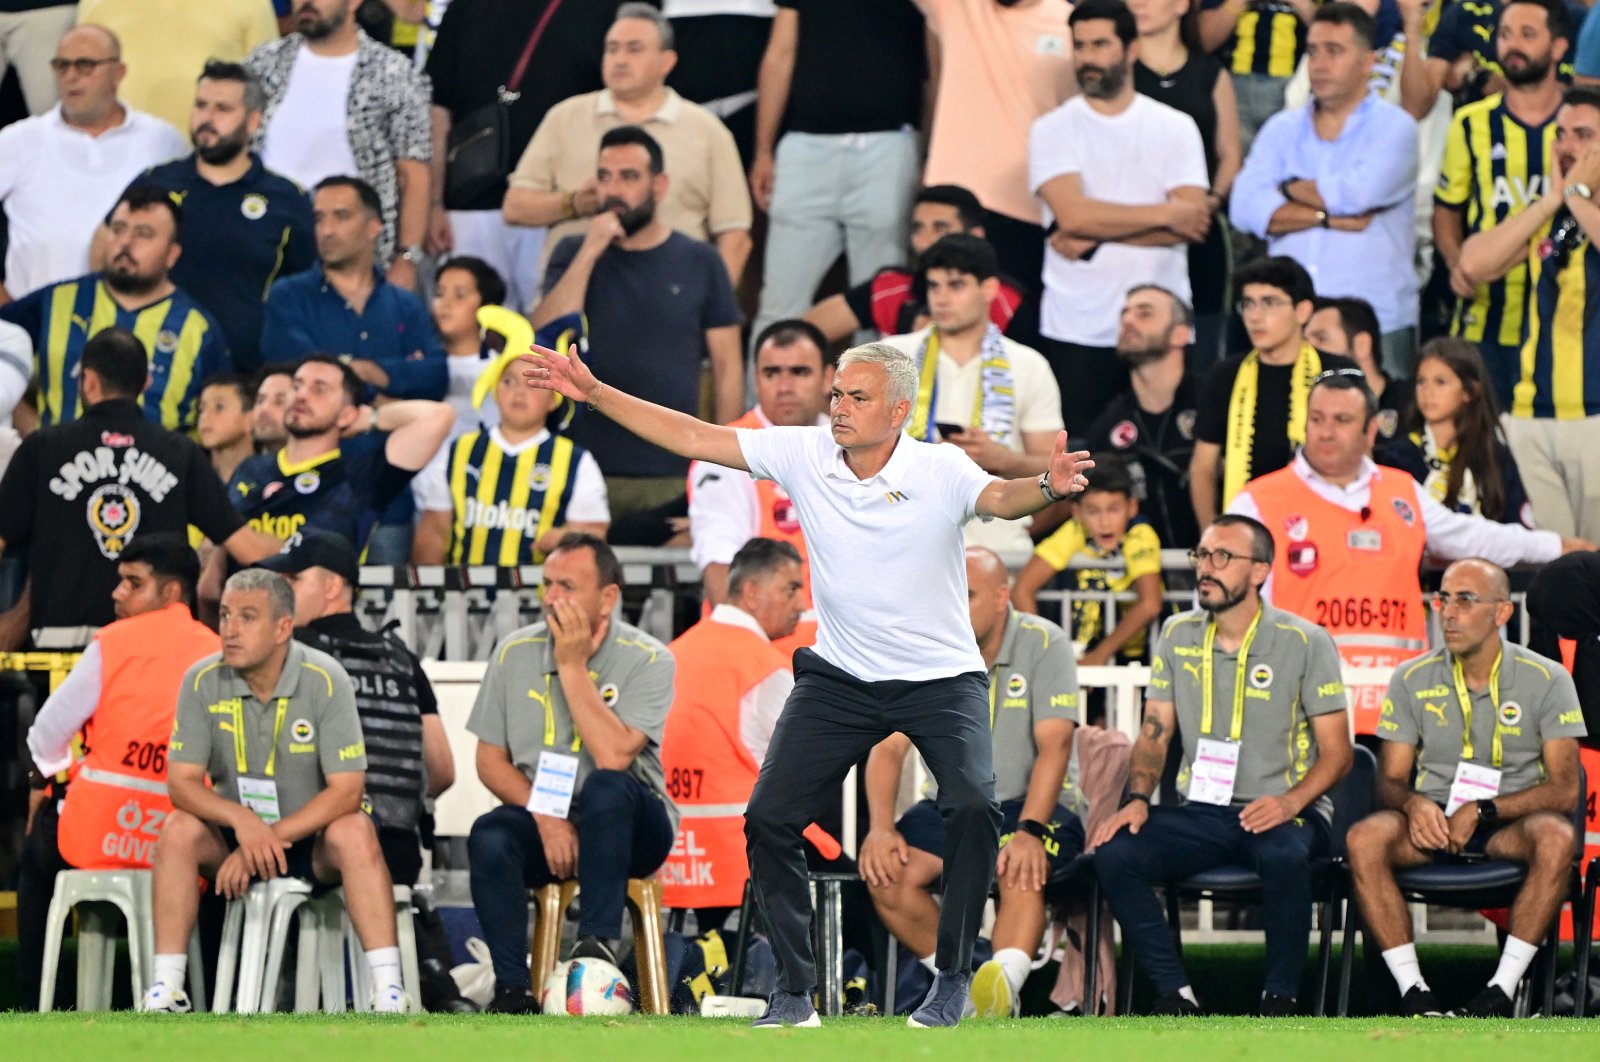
[0,22,186,302]
[859,547,1086,1018]
[1349,558,1587,1018]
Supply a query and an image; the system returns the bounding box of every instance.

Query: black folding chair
[1574,851,1599,1018]
[1101,746,1376,1014]
[1335,766,1589,1017]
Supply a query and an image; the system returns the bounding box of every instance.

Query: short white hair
[224,568,294,619]
[837,342,917,410]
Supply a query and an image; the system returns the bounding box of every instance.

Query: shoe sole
[752,1013,822,1028]
[907,1013,959,1028]
[969,963,1015,1019]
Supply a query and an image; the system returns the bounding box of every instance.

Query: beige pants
[0,6,75,115]
[1502,413,1600,541]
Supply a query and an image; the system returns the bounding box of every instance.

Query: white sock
[919,953,938,974]
[1488,935,1540,995]
[1178,985,1198,1005]
[366,946,403,988]
[993,947,1032,995]
[1382,943,1428,994]
[153,953,187,990]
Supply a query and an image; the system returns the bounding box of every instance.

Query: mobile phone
[935,422,965,437]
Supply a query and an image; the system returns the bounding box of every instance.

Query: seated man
[1348,557,1586,1018]
[861,546,1084,1019]
[1090,515,1352,1016]
[662,538,806,929]
[466,533,676,1013]
[413,347,610,565]
[18,534,218,1011]
[145,569,407,1012]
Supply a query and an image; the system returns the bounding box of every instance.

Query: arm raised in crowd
[531,217,619,329]
[1457,148,1600,285]
[344,399,455,471]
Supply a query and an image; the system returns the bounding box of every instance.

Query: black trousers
[744,649,1001,993]
[17,796,69,1010]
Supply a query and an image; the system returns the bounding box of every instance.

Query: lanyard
[1200,609,1263,741]
[535,673,582,752]
[233,697,289,778]
[1451,651,1505,768]
[987,667,998,729]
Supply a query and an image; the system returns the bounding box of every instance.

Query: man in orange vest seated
[687,319,831,657]
[17,533,218,1010]
[661,537,809,929]
[1227,370,1591,734]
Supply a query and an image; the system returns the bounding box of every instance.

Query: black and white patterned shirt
[247,29,431,265]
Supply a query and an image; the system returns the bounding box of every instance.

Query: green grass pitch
[2,1013,1595,1062]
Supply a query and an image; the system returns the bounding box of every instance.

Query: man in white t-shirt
[522,338,1093,1029]
[881,233,1064,554]
[0,24,186,303]
[1029,0,1209,430]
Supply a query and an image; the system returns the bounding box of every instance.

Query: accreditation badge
[238,776,281,824]
[527,750,580,820]
[1187,738,1241,806]
[1444,761,1501,817]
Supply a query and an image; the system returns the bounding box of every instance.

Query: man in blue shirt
[261,175,446,400]
[1231,3,1420,379]
[127,61,315,373]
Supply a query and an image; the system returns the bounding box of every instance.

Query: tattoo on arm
[1129,708,1171,796]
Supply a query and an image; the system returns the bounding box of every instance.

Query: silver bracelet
[1038,471,1068,503]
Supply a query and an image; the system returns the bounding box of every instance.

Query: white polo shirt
[737,425,996,682]
[0,103,188,298]
[687,406,828,570]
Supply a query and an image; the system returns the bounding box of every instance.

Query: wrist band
[1122,791,1151,809]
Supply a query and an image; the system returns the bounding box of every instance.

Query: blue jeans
[750,129,919,349]
[467,769,675,989]
[1093,801,1328,999]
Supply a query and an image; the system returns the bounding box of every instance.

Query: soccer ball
[540,958,633,1015]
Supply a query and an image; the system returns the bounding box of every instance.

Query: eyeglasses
[1315,368,1367,383]
[1236,295,1290,315]
[1188,547,1265,569]
[49,56,118,75]
[1430,592,1509,612]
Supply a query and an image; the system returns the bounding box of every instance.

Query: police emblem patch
[1176,409,1197,440]
[87,483,141,558]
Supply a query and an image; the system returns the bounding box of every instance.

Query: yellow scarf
[1222,343,1322,505]
[907,324,1014,443]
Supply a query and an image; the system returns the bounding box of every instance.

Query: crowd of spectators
[1,0,1599,1022]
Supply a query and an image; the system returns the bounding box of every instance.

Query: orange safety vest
[689,408,818,657]
[660,615,790,908]
[1247,463,1428,735]
[56,603,219,869]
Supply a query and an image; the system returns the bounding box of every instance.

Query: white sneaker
[371,982,416,1013]
[140,981,192,1013]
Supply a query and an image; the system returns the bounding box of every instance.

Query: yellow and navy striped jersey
[1031,519,1164,661]
[1516,215,1600,419]
[1436,94,1557,348]
[446,429,584,565]
[1205,0,1309,79]
[0,273,228,430]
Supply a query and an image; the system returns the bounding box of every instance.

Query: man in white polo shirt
[0,23,186,303]
[523,337,1093,1029]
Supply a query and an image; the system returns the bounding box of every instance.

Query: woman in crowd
[1380,337,1533,526]
[1130,0,1241,369]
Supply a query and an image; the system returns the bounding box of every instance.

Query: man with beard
[1435,0,1569,408]
[1231,3,1420,379]
[252,363,295,454]
[1029,0,1210,429]
[0,183,229,431]
[1090,514,1353,1016]
[532,125,741,522]
[246,0,432,284]
[1086,285,1203,551]
[115,62,315,373]
[228,356,453,548]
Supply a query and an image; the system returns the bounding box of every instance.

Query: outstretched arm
[974,431,1093,520]
[521,344,749,471]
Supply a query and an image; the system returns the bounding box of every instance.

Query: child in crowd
[432,255,509,436]
[1379,337,1534,527]
[195,372,256,482]
[1013,454,1165,719]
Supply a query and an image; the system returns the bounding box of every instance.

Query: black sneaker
[907,970,972,1028]
[1400,984,1445,1017]
[569,934,620,966]
[1449,985,1515,1018]
[1149,991,1201,1016]
[487,985,538,1014]
[1257,993,1298,1017]
[753,988,821,1028]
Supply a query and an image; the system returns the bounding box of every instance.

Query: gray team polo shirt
[1379,638,1587,804]
[468,617,678,831]
[170,641,367,819]
[1148,604,1347,815]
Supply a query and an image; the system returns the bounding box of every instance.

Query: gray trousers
[744,648,1001,993]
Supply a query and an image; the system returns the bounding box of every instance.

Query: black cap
[256,527,359,586]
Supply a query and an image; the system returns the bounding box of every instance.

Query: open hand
[522,343,600,405]
[1045,432,1094,497]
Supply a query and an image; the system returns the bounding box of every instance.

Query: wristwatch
[1566,182,1593,201]
[397,245,427,265]
[1018,819,1048,839]
[1121,791,1152,809]
[1038,471,1068,503]
[1316,209,1330,228]
[1476,798,1499,823]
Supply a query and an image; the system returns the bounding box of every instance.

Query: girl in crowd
[1380,337,1533,526]
[431,255,509,436]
